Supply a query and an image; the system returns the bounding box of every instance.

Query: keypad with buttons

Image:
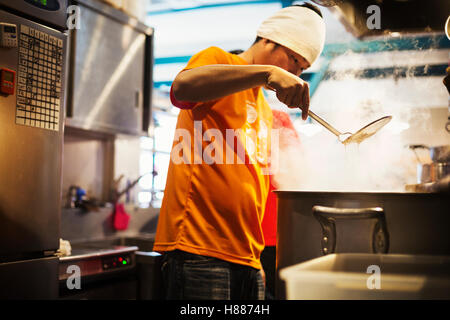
[0,23,17,48]
[16,24,63,131]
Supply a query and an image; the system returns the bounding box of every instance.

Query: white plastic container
[279,253,450,300]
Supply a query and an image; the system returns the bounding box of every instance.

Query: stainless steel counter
[59,245,138,281]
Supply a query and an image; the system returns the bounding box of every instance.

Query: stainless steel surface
[59,245,138,281]
[430,145,450,162]
[275,191,450,298]
[0,0,68,31]
[328,0,449,38]
[59,236,162,299]
[0,8,66,255]
[418,162,450,184]
[308,110,342,137]
[410,145,450,183]
[312,205,389,255]
[66,0,153,136]
[59,245,139,262]
[135,251,164,300]
[405,174,450,193]
[0,256,59,299]
[58,244,138,300]
[74,0,153,34]
[410,144,450,163]
[66,235,156,252]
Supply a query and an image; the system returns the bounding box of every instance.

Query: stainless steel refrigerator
[0,0,68,299]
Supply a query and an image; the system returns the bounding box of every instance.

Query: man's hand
[266,66,310,120]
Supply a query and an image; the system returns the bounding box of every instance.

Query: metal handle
[308,111,342,137]
[312,205,390,255]
[266,85,342,138]
[408,144,429,150]
[135,90,142,108]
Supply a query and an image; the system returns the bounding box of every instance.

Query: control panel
[0,68,15,95]
[0,22,17,47]
[58,247,137,282]
[102,254,132,270]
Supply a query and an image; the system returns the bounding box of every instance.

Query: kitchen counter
[58,236,162,299]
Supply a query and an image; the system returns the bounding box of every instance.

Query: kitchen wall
[61,205,158,243]
[60,0,155,243]
[62,127,114,204]
[61,131,158,243]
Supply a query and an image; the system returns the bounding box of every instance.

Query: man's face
[258,39,310,77]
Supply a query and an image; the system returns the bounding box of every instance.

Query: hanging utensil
[113,173,149,203]
[308,111,392,145]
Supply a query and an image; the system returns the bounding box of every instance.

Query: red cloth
[261,176,278,246]
[262,110,300,246]
[113,203,130,231]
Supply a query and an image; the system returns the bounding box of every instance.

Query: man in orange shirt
[154,3,325,299]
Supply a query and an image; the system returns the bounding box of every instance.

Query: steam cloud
[273,131,416,192]
[270,46,446,192]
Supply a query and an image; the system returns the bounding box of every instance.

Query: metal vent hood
[325,0,450,38]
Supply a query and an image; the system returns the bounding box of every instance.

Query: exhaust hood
[323,0,450,38]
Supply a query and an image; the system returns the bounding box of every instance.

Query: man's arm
[172,64,310,119]
[172,64,270,102]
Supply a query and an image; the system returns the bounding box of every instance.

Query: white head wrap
[257,6,326,65]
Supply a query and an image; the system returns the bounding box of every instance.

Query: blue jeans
[160,250,265,300]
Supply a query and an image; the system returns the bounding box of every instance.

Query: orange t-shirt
[153,46,273,269]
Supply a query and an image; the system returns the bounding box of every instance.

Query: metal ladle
[265,86,392,144]
[308,111,392,145]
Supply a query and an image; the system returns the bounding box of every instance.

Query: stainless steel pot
[275,191,450,298]
[429,146,450,163]
[417,162,450,183]
[410,145,450,163]
[409,145,450,183]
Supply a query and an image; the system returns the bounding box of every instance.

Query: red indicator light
[119,257,123,262]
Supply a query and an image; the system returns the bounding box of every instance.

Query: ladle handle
[266,86,342,137]
[308,110,342,137]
